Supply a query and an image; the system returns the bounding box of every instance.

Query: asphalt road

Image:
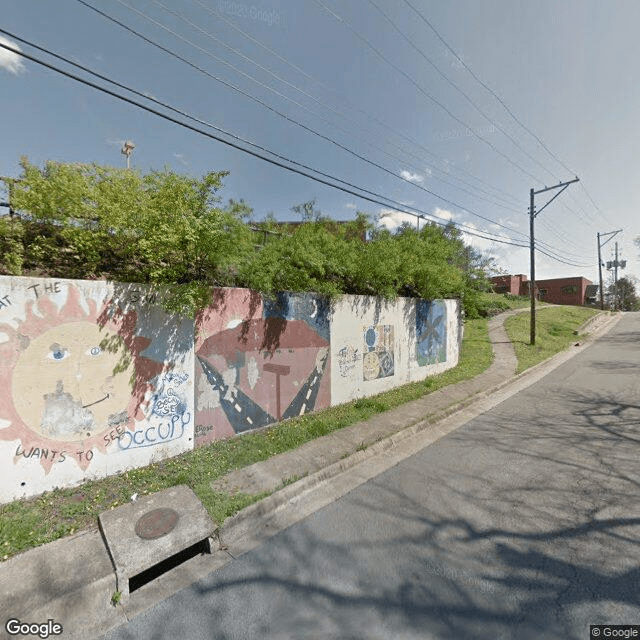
[104,312,640,640]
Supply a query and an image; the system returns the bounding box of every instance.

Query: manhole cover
[135,508,180,540]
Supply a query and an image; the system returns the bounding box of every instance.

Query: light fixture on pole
[121,140,135,169]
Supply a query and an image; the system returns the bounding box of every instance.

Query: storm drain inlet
[99,485,217,599]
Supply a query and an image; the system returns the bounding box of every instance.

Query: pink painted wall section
[0,276,194,504]
[194,289,331,446]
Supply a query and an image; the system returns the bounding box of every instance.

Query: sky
[1,0,639,287]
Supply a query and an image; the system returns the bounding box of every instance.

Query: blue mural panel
[416,300,447,366]
[263,292,330,342]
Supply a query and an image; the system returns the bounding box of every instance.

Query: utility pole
[608,242,627,310]
[0,176,20,218]
[614,242,619,310]
[604,242,626,309]
[597,229,622,310]
[529,177,579,345]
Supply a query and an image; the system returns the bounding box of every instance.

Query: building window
[562,285,578,294]
[538,289,548,300]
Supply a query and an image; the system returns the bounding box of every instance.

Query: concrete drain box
[99,485,217,598]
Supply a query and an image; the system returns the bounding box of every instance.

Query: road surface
[104,313,640,640]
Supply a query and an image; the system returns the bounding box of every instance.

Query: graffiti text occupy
[117,414,189,450]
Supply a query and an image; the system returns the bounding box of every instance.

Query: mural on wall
[362,324,394,381]
[416,300,447,366]
[195,290,331,445]
[0,280,187,474]
[337,343,360,378]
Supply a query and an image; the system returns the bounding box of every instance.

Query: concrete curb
[221,309,622,556]
[0,529,125,640]
[0,307,621,640]
[573,309,614,335]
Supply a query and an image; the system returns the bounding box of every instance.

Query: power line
[79,1,526,210]
[0,35,535,251]
[0,32,591,267]
[401,0,575,178]
[365,0,562,184]
[73,2,530,232]
[536,216,594,257]
[185,0,524,209]
[141,0,524,214]
[580,182,617,228]
[365,0,606,232]
[400,0,613,228]
[312,0,545,183]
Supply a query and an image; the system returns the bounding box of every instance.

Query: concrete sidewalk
[0,309,619,640]
[210,308,521,498]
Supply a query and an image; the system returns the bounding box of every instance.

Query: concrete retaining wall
[0,277,460,503]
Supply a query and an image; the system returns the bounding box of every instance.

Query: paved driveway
[104,313,640,640]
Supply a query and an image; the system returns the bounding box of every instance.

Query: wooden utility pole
[529,188,536,345]
[529,177,579,345]
[597,232,603,310]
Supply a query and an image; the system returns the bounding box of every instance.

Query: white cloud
[173,153,189,167]
[399,170,423,183]
[0,36,26,75]
[434,207,455,222]
[344,202,357,210]
[458,220,513,255]
[377,209,419,232]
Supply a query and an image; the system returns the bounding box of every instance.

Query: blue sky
[1,0,638,285]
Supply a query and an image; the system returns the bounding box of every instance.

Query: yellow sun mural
[0,283,163,473]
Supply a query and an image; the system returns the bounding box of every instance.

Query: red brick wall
[490,275,528,296]
[533,277,591,305]
[492,275,592,306]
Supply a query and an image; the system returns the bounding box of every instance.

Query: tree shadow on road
[104,387,640,640]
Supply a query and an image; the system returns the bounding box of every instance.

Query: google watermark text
[217,1,281,26]
[5,619,63,639]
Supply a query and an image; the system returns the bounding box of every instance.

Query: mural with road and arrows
[194,289,331,445]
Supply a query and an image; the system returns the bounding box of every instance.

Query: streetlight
[121,140,135,169]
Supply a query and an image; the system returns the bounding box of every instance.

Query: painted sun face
[11,321,135,441]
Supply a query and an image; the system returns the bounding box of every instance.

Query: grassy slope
[505,305,600,373]
[0,299,598,561]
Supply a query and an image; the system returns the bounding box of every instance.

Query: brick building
[490,274,594,306]
[491,274,529,296]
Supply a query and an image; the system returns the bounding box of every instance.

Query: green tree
[607,276,640,311]
[239,219,352,297]
[4,158,255,314]
[291,198,322,222]
[1,159,497,316]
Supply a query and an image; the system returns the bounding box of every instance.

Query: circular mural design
[363,352,380,380]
